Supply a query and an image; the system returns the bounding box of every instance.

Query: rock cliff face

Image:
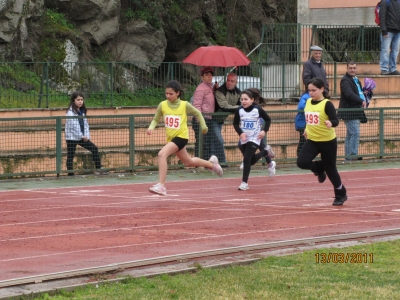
[0,0,294,97]
[0,0,293,64]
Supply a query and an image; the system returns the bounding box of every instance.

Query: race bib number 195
[305,112,320,125]
[165,115,181,129]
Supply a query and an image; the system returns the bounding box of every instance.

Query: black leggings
[239,141,271,183]
[66,139,101,171]
[297,138,342,188]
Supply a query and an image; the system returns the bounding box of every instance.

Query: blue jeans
[344,119,360,159]
[212,121,226,163]
[192,117,213,160]
[380,32,400,73]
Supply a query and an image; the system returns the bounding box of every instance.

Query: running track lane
[1,169,400,281]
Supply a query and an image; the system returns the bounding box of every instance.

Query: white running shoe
[149,183,167,196]
[268,161,276,177]
[238,182,249,190]
[239,162,244,170]
[265,144,275,158]
[209,155,223,177]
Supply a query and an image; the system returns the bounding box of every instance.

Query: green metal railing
[0,24,384,109]
[0,108,399,178]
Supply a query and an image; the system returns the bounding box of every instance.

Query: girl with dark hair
[246,88,268,107]
[147,80,223,196]
[238,88,275,171]
[297,77,347,206]
[233,89,276,191]
[65,91,105,176]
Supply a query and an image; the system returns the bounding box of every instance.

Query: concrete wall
[298,0,377,26]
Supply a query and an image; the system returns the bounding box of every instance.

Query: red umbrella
[182,46,250,67]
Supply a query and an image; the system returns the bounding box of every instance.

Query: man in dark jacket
[338,62,367,161]
[379,0,400,75]
[213,73,241,165]
[302,45,329,92]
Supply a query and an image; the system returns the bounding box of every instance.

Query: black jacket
[338,73,365,120]
[302,58,329,92]
[214,83,241,124]
[379,0,400,35]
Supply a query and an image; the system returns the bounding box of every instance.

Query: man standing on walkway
[379,0,400,75]
[302,45,329,92]
[214,73,241,166]
[338,62,367,161]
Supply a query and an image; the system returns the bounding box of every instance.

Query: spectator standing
[302,45,329,92]
[65,91,106,176]
[338,62,367,161]
[214,73,242,165]
[191,66,218,160]
[295,91,310,156]
[379,0,400,75]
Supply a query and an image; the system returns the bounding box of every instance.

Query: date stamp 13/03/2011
[315,253,373,264]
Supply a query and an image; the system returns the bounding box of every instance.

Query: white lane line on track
[69,190,104,193]
[0,166,399,194]
[3,179,400,205]
[0,205,244,227]
[222,198,253,202]
[2,188,400,218]
[6,180,400,203]
[1,216,400,263]
[2,200,398,228]
[2,208,399,243]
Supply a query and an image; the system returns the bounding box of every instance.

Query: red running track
[1,168,400,281]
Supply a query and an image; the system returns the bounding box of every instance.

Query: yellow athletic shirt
[304,99,336,142]
[161,100,188,142]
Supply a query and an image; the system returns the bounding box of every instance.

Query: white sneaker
[265,145,275,158]
[149,183,167,196]
[239,162,244,170]
[238,182,249,190]
[268,161,276,177]
[209,155,223,177]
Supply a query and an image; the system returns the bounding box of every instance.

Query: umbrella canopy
[182,46,250,67]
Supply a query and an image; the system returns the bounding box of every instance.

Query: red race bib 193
[305,112,320,125]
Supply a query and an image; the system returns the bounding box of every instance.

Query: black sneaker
[315,171,326,183]
[389,70,400,75]
[333,186,347,206]
[332,195,348,206]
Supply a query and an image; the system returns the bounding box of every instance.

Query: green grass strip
[36,239,400,299]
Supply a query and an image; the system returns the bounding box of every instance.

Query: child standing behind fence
[233,89,276,191]
[65,91,106,176]
[146,80,223,196]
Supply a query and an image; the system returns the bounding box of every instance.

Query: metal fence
[0,24,384,109]
[0,108,399,178]
[0,60,387,109]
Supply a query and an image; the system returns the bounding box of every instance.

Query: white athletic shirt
[237,106,264,146]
